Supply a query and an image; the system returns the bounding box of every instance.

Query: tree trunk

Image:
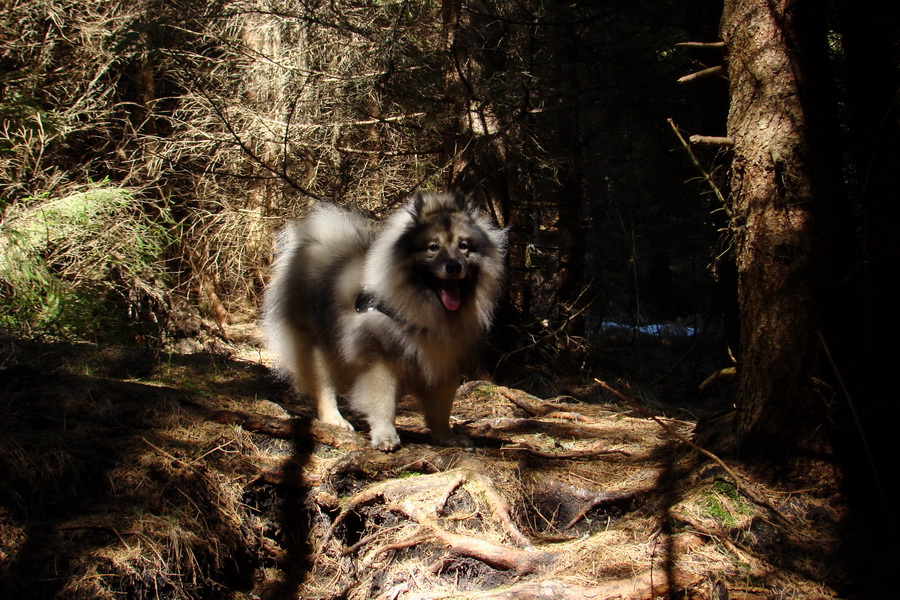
[721,0,826,457]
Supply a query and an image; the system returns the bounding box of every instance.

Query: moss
[700,479,752,528]
[0,185,174,341]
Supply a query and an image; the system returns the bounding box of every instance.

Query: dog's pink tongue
[440,281,462,311]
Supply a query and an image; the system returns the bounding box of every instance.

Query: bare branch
[676,41,726,49]
[677,65,726,84]
[689,134,735,147]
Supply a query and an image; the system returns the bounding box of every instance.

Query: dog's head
[402,191,497,312]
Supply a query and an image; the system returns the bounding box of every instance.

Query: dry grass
[0,329,849,599]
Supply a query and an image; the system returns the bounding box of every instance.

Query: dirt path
[0,334,847,599]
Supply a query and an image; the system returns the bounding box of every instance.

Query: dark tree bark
[720,0,835,457]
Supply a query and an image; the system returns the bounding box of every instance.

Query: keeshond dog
[261,191,507,451]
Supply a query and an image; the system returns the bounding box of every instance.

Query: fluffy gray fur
[261,191,507,451]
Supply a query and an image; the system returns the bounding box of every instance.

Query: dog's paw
[433,432,474,449]
[370,430,401,452]
[319,414,355,431]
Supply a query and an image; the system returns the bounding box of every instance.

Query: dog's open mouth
[438,279,462,311]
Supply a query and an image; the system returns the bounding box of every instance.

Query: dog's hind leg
[313,381,354,431]
[351,363,401,451]
[422,382,473,448]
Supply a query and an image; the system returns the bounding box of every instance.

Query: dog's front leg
[351,362,401,451]
[422,382,473,448]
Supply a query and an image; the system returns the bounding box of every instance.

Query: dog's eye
[458,240,469,251]
[427,243,440,252]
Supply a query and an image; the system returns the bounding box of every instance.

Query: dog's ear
[410,190,426,220]
[451,188,469,210]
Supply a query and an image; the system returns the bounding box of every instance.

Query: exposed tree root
[210,409,295,438]
[466,470,533,548]
[201,381,843,599]
[497,386,564,417]
[464,414,638,446]
[4,339,848,600]
[321,467,554,574]
[421,528,553,575]
[495,385,592,424]
[527,478,645,530]
[341,525,409,557]
[472,569,701,600]
[501,443,629,461]
[209,408,368,450]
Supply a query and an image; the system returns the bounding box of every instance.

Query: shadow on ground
[0,337,313,599]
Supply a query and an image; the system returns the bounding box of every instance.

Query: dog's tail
[261,204,372,377]
[297,204,372,252]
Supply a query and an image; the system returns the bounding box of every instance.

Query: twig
[497,390,590,423]
[141,437,203,476]
[699,366,737,391]
[498,387,555,417]
[667,119,731,216]
[175,57,327,201]
[497,287,600,360]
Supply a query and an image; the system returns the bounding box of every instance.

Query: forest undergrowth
[0,323,848,599]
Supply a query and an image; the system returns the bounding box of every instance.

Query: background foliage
[1,0,725,360]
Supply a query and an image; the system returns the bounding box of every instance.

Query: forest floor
[0,322,852,599]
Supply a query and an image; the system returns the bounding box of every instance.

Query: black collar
[356,290,429,334]
[356,290,386,315]
[356,290,405,323]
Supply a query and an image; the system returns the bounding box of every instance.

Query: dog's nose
[445,260,462,277]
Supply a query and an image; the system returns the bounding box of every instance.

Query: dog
[261,191,507,451]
